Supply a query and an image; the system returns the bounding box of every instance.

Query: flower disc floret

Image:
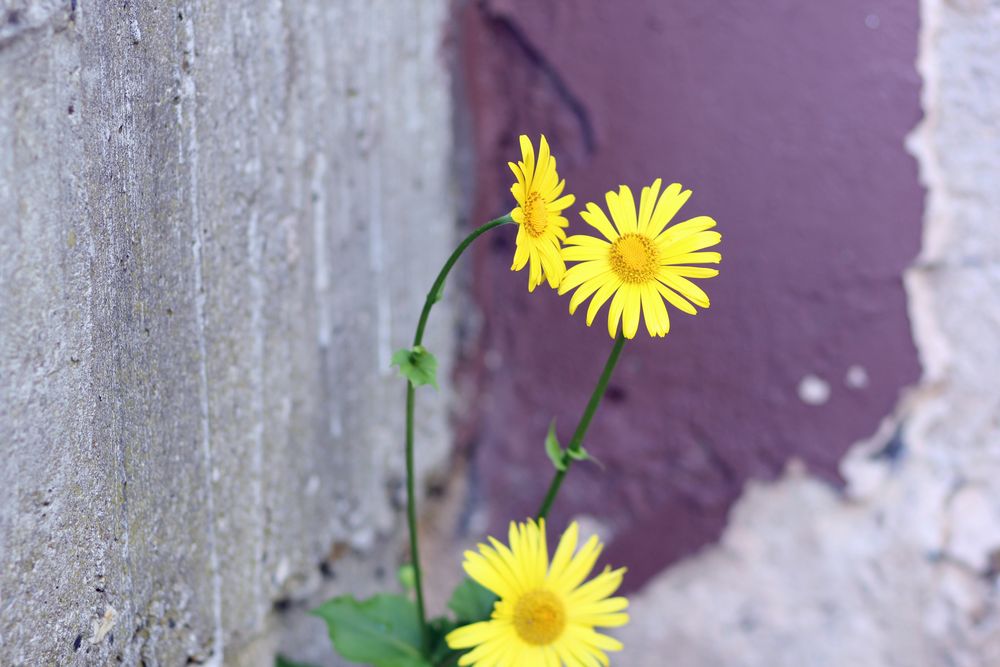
[609,233,659,284]
[521,191,549,238]
[513,589,566,645]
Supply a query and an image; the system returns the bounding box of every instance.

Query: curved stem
[405,214,513,651]
[536,333,627,520]
[413,215,512,347]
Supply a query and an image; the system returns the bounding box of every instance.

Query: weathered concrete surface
[0,2,455,665]
[453,0,923,591]
[614,0,1000,664]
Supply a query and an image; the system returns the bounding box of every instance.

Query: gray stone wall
[0,2,455,665]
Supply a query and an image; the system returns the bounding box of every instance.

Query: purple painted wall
[453,0,923,590]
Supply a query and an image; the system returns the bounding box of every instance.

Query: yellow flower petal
[606,287,627,339]
[636,178,662,234]
[662,265,719,279]
[580,203,619,242]
[659,272,710,308]
[654,280,698,315]
[660,251,721,266]
[519,135,536,187]
[606,186,638,235]
[568,275,610,316]
[646,182,691,238]
[657,229,722,258]
[654,214,716,246]
[560,260,610,294]
[640,282,668,337]
[538,243,567,289]
[585,277,621,326]
[621,284,641,339]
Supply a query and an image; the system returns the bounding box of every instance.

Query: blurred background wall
[452,0,923,588]
[0,2,455,665]
[432,0,1000,664]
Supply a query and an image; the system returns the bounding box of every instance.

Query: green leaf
[311,594,431,667]
[275,657,321,667]
[544,420,567,472]
[567,446,605,470]
[392,346,439,389]
[426,616,460,665]
[447,578,497,624]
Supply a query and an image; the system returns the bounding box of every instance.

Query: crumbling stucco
[0,2,455,665]
[617,1,1000,664]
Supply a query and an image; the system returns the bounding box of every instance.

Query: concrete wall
[0,2,455,665]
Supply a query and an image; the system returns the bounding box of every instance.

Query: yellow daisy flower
[558,179,722,339]
[509,135,576,292]
[446,519,628,667]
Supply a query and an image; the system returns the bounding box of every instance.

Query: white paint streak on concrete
[312,153,331,349]
[370,155,393,373]
[367,3,393,374]
[240,0,268,622]
[180,4,225,664]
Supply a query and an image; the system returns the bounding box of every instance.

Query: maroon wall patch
[454,0,923,590]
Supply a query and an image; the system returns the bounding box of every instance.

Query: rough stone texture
[615,0,1000,664]
[453,0,923,591]
[0,2,455,665]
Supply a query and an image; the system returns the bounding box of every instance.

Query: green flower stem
[412,215,513,345]
[536,332,627,520]
[405,213,513,652]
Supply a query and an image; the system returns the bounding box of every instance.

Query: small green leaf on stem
[311,594,432,667]
[567,446,605,470]
[392,346,439,389]
[447,578,497,624]
[544,420,567,472]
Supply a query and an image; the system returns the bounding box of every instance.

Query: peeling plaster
[615,1,1000,663]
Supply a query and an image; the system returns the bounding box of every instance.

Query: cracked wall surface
[446,0,1000,663]
[453,0,923,591]
[0,2,454,665]
[615,0,1000,664]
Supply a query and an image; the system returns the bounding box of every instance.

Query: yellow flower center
[513,589,566,646]
[521,191,548,238]
[609,233,658,284]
